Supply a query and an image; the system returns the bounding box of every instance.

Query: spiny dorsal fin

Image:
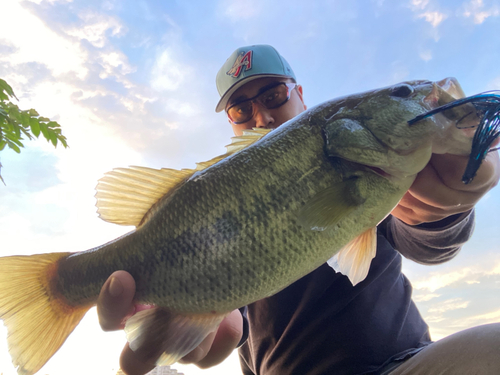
[96,166,195,227]
[97,129,272,227]
[196,128,272,169]
[327,227,377,286]
[225,128,272,153]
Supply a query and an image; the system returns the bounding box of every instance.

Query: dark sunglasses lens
[227,83,293,124]
[228,101,254,124]
[259,84,289,109]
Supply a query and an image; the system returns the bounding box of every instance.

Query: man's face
[226,77,307,136]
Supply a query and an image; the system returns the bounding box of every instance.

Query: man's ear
[297,85,307,110]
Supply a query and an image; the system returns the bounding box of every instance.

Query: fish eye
[390,84,414,98]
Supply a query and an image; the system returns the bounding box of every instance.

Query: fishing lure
[408,92,500,184]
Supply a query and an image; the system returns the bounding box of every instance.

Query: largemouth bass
[0,78,488,375]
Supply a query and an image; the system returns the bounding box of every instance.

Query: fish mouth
[426,77,466,105]
[423,77,480,127]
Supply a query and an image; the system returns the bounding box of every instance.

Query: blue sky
[1,0,500,374]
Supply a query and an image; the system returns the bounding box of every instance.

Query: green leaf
[20,111,30,127]
[49,130,58,146]
[6,139,21,153]
[4,131,24,146]
[29,117,40,137]
[39,121,49,140]
[28,108,39,117]
[13,124,21,138]
[0,79,18,100]
[59,136,68,148]
[47,121,60,128]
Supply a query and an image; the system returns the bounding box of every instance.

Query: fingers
[98,275,243,374]
[430,152,500,193]
[392,150,500,225]
[97,270,136,331]
[195,309,243,368]
[119,310,243,374]
[120,343,156,375]
[179,331,218,364]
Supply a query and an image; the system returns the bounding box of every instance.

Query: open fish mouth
[421,78,480,128]
[409,81,500,184]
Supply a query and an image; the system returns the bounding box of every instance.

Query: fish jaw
[423,78,479,155]
[318,78,474,180]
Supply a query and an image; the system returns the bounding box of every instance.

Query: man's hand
[97,271,243,375]
[392,151,500,225]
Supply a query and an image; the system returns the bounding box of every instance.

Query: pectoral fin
[124,308,227,366]
[327,227,377,286]
[297,177,365,231]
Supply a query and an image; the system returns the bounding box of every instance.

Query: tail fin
[0,252,91,375]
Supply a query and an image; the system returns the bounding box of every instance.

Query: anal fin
[124,308,227,366]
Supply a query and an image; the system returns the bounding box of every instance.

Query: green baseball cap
[215,44,296,112]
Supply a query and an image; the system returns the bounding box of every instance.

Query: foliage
[0,78,68,184]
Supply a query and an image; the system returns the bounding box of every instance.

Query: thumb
[97,270,136,331]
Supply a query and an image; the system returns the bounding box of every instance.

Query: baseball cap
[215,44,296,112]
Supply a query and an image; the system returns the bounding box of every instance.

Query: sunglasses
[226,82,297,124]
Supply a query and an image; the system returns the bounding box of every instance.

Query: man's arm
[97,271,243,375]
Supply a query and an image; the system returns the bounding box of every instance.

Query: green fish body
[0,78,477,374]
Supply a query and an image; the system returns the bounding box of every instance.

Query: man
[98,45,500,374]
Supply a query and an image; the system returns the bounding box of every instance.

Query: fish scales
[56,117,394,313]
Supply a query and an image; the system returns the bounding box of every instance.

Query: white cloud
[462,0,500,24]
[411,0,430,10]
[458,308,500,326]
[427,298,470,314]
[220,0,263,20]
[98,50,136,81]
[25,0,73,4]
[419,49,432,61]
[409,0,447,30]
[413,293,441,302]
[66,11,126,48]
[418,11,447,27]
[0,1,88,79]
[412,268,475,292]
[410,262,500,293]
[151,49,190,92]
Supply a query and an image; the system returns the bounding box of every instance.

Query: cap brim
[215,74,292,113]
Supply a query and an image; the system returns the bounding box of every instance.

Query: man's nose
[253,103,274,128]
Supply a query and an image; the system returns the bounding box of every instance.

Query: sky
[1,0,500,374]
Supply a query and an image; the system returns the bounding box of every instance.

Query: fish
[0,77,493,375]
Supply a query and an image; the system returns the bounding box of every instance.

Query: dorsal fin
[95,166,195,227]
[225,128,272,153]
[96,129,272,227]
[196,128,271,169]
